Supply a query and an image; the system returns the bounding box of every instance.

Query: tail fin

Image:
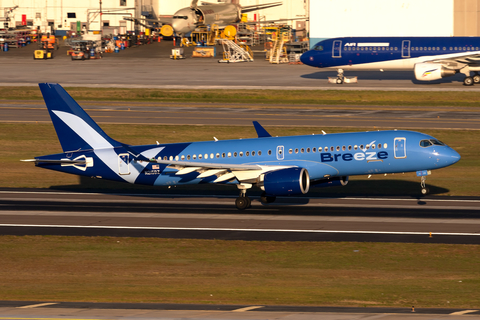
[39,83,122,152]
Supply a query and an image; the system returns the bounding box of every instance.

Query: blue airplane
[22,83,460,210]
[300,36,480,86]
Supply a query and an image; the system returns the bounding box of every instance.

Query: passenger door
[402,40,411,58]
[394,138,407,159]
[332,40,342,58]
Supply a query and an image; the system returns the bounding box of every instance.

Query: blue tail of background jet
[39,83,122,152]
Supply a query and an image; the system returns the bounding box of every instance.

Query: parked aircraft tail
[38,83,122,152]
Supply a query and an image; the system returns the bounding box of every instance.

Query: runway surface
[1,300,480,320]
[1,190,479,244]
[1,101,479,130]
[1,41,480,91]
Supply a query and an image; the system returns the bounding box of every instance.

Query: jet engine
[414,62,457,81]
[257,167,310,196]
[311,176,349,188]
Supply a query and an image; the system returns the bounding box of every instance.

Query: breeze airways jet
[23,83,460,210]
[300,37,480,86]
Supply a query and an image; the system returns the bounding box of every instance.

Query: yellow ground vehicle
[33,40,53,60]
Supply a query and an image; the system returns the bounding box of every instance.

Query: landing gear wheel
[336,78,343,84]
[260,193,276,204]
[473,74,480,84]
[421,187,429,195]
[463,76,474,86]
[235,196,250,210]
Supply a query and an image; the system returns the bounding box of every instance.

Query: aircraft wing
[123,16,173,27]
[151,159,292,183]
[241,1,283,13]
[428,52,480,66]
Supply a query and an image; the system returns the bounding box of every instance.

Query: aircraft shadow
[301,70,467,85]
[48,176,449,199]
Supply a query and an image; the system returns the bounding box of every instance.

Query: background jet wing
[241,1,283,13]
[429,52,480,66]
[123,16,173,27]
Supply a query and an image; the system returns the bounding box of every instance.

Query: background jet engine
[414,62,457,81]
[311,176,349,188]
[257,167,310,196]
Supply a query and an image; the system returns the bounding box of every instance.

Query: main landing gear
[463,72,480,86]
[234,185,278,210]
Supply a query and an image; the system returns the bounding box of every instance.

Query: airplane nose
[300,51,314,66]
[435,147,461,167]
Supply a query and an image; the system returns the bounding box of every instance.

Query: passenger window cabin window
[258,150,262,156]
[336,146,340,151]
[354,145,358,150]
[348,145,352,151]
[222,153,226,158]
[342,146,346,151]
[193,155,197,160]
[289,149,293,154]
[216,153,220,158]
[378,143,382,149]
[313,147,316,152]
[268,150,271,155]
[199,154,203,159]
[187,155,191,160]
[360,145,364,150]
[234,152,237,157]
[301,148,305,153]
[239,152,243,157]
[181,155,185,160]
[307,148,310,153]
[120,0,126,6]
[252,151,255,156]
[295,148,299,154]
[246,151,249,156]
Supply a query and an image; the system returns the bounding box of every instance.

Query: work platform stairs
[269,30,290,64]
[218,39,253,63]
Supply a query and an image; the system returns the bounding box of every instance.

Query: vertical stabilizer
[39,83,122,152]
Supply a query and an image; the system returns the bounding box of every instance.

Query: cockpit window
[420,140,432,147]
[173,15,188,19]
[420,139,445,147]
[313,45,323,51]
[431,139,445,146]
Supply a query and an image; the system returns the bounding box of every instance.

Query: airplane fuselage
[172,3,241,35]
[301,36,480,85]
[36,130,459,188]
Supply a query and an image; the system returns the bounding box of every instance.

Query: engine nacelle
[257,167,310,196]
[311,176,349,188]
[414,62,457,81]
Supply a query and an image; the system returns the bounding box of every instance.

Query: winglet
[253,121,272,138]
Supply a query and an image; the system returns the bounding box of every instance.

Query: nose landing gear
[420,176,429,195]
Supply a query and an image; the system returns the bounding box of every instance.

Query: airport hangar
[2,0,480,45]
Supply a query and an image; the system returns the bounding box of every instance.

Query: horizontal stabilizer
[21,159,86,164]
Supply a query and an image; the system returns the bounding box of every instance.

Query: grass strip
[0,236,479,307]
[2,87,480,108]
[1,123,478,196]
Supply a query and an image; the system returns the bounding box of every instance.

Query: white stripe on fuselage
[52,110,164,183]
[329,51,480,71]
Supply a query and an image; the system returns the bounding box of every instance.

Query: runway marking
[1,224,479,237]
[0,318,109,320]
[17,303,58,308]
[232,306,264,312]
[450,310,479,315]
[1,191,480,204]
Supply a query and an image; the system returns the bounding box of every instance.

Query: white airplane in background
[125,0,283,38]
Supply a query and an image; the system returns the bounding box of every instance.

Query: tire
[473,75,480,84]
[336,78,344,84]
[463,77,474,86]
[235,197,249,210]
[421,187,429,195]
